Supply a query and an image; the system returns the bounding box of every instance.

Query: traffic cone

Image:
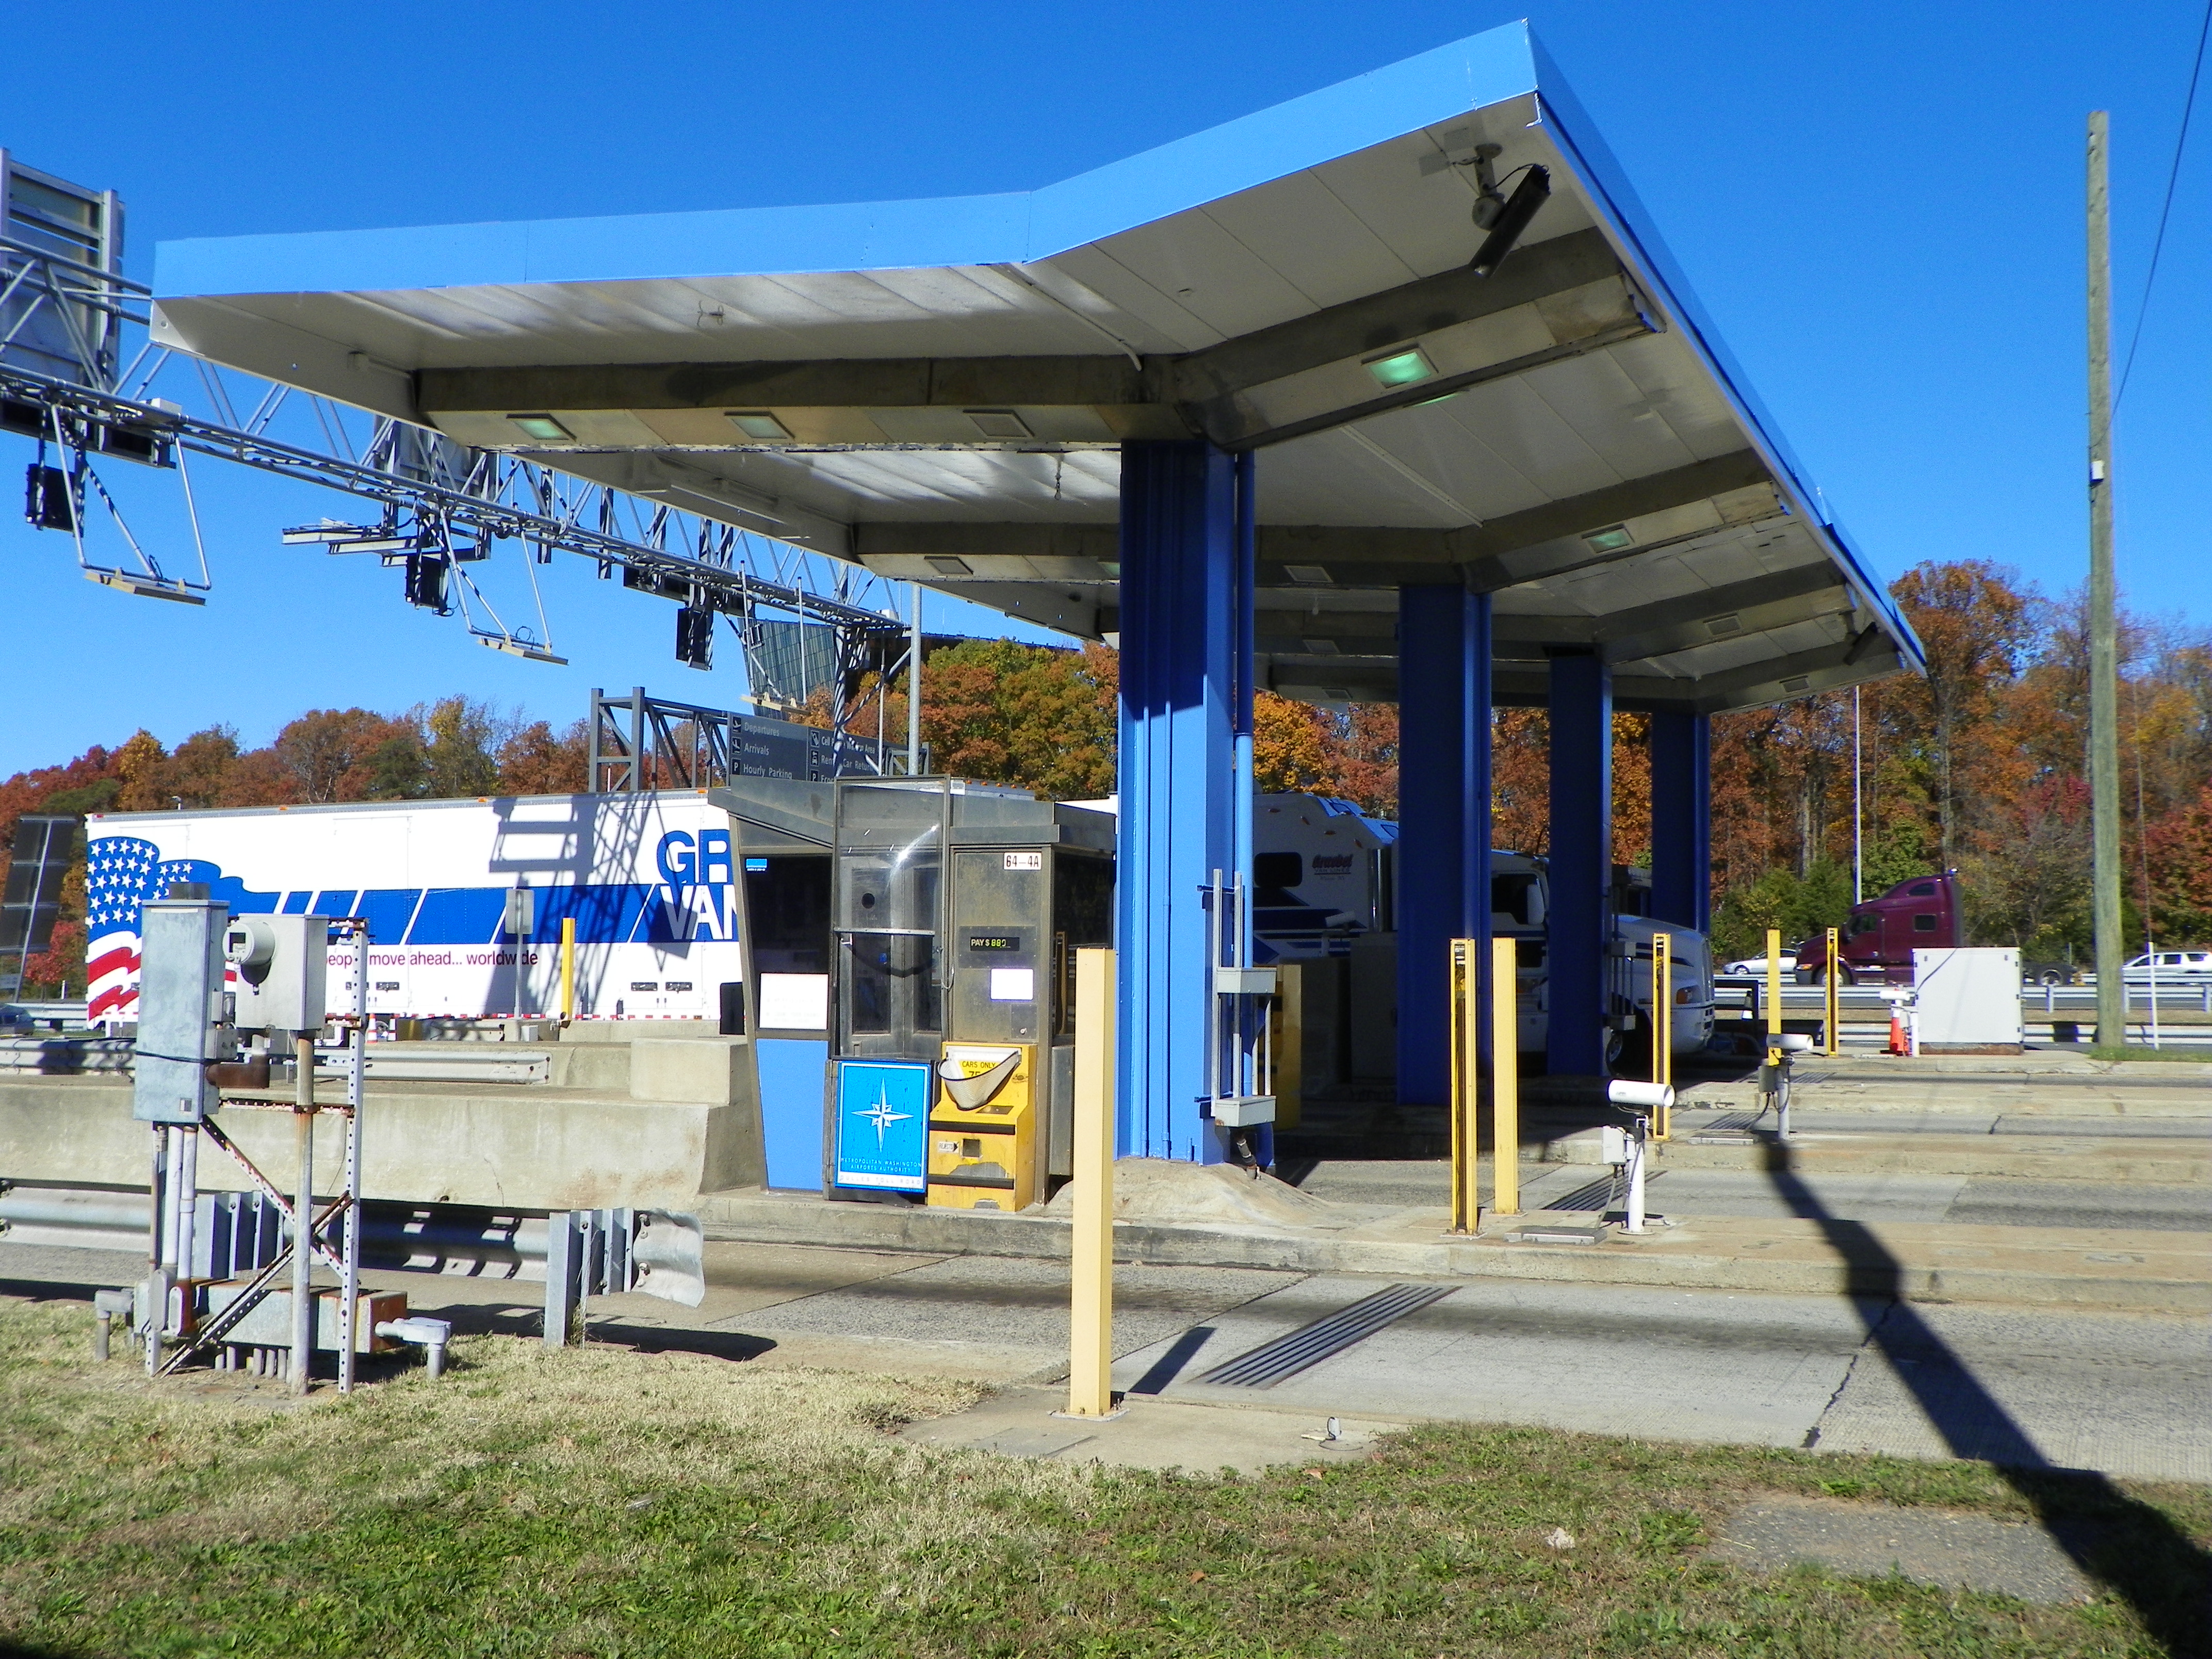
[1885,1006,1907,1056]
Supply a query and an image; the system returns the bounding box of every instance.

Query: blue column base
[1546,649,1613,1077]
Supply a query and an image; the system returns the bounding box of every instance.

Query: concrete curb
[696,1192,2209,1314]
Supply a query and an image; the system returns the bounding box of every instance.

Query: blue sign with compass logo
[833,1060,930,1192]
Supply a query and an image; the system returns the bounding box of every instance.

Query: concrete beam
[851,450,1775,591]
[416,231,1647,455]
[1593,565,1855,664]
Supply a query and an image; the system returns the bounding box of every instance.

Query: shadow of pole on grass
[1761,1138,2208,1654]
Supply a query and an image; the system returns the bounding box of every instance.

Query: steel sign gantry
[147,23,1923,1140]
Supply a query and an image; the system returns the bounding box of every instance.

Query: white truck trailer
[84,793,751,1029]
[1253,793,1715,1063]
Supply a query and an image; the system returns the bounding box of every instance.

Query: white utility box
[1912,948,2022,1053]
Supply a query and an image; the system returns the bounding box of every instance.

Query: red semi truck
[1795,872,1961,985]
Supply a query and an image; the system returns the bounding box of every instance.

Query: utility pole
[2087,111,2125,1049]
[1852,685,1863,904]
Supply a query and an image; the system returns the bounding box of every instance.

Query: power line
[2116,0,2212,409]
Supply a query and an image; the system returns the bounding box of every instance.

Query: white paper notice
[758,973,830,1030]
[988,968,1035,1002]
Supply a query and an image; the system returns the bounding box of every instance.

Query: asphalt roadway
[4,1220,2204,1484]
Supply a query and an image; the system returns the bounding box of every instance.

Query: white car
[2121,950,2212,986]
[1720,949,1798,977]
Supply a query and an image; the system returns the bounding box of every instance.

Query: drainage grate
[1194,1282,1455,1389]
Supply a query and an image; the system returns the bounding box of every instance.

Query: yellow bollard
[1064,948,1116,1418]
[560,917,576,1021]
[1491,936,1520,1217]
[1824,925,1842,1055]
[1650,932,1672,1140]
[1449,940,1479,1232]
[1765,928,1784,1050]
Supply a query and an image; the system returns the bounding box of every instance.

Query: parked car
[2121,950,2212,986]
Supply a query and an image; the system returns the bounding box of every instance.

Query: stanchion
[1823,925,1842,1055]
[1491,936,1520,1218]
[1650,932,1672,1141]
[1448,939,1480,1232]
[1063,948,1118,1419]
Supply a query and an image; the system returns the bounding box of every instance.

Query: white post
[1065,948,1116,1417]
[1622,1115,1648,1234]
[906,581,923,776]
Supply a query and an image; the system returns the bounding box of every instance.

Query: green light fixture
[507,413,572,442]
[1363,346,1437,389]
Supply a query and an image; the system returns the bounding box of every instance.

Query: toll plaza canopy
[151,22,1919,715]
[150,23,1924,1146]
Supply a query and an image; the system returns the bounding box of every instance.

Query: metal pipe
[290,1033,315,1395]
[145,1125,166,1376]
[340,939,367,1393]
[906,581,923,776]
[175,1127,199,1283]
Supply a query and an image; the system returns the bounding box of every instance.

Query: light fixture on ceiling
[1780,675,1811,695]
[1302,638,1341,656]
[1582,524,1635,555]
[1705,613,1743,638]
[1284,564,1334,586]
[508,413,572,442]
[1363,346,1437,389]
[726,411,793,440]
[1470,164,1551,277]
[925,556,974,576]
[965,409,1032,439]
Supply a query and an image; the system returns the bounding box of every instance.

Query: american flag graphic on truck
[84,837,199,1023]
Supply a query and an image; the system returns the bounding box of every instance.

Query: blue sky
[4,0,2205,776]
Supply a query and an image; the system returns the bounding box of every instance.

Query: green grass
[0,1297,2204,1657]
[2086,1045,2212,1064]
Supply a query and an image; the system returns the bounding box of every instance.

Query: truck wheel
[2039,968,2062,987]
[1814,965,1853,987]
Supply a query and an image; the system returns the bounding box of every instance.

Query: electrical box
[926,1042,1036,1210]
[134,899,228,1124]
[222,913,329,1034]
[1912,948,2022,1053]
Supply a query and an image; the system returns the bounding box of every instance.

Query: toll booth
[823,778,1113,1209]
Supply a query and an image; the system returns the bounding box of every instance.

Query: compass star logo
[857,1083,910,1147]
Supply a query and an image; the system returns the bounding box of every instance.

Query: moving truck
[1795,872,1961,985]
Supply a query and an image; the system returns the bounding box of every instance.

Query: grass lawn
[0,1297,2203,1658]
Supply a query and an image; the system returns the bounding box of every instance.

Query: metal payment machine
[826,778,1112,1209]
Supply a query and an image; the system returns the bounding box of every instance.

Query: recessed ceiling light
[1781,675,1811,694]
[965,409,1031,439]
[1303,639,1341,655]
[1582,524,1635,555]
[925,556,974,576]
[508,413,572,442]
[726,411,792,440]
[1284,564,1333,585]
[1705,613,1743,637]
[1363,346,1437,389]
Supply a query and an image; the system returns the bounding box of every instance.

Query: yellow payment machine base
[926,1042,1037,1210]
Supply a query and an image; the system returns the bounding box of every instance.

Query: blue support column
[1648,711,1711,933]
[1546,649,1613,1077]
[1116,441,1242,1163]
[1395,586,1491,1105]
